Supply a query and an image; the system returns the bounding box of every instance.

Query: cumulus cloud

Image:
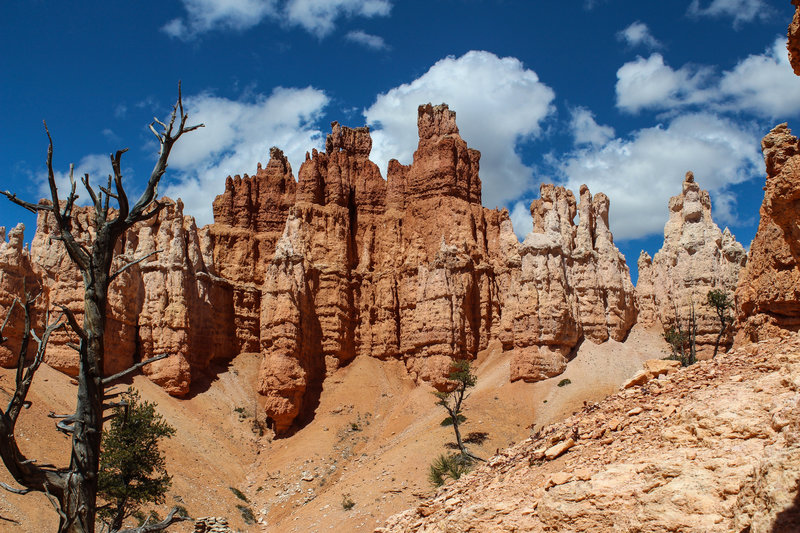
[617,21,662,49]
[615,38,800,118]
[345,30,388,50]
[162,87,329,225]
[558,112,762,240]
[615,54,712,113]
[163,0,277,39]
[363,50,556,210]
[688,0,772,27]
[570,107,615,147]
[285,0,391,37]
[717,36,800,118]
[164,0,391,39]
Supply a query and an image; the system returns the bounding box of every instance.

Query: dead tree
[0,85,201,533]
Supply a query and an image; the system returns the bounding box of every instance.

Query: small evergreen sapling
[98,388,175,531]
[707,289,733,358]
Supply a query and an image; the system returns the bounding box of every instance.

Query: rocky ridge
[209,103,638,431]
[0,104,745,433]
[18,199,235,395]
[378,333,800,533]
[737,124,800,343]
[636,171,747,357]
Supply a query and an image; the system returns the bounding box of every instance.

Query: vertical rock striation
[636,172,747,357]
[26,199,234,394]
[0,224,41,366]
[736,124,800,342]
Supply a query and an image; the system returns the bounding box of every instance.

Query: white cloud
[570,107,615,147]
[615,53,712,113]
[363,50,556,210]
[165,0,391,39]
[615,38,800,118]
[162,87,329,225]
[558,112,762,240]
[285,0,391,37]
[617,21,661,49]
[509,200,533,240]
[688,0,772,27]
[345,30,388,50]
[163,0,277,39]
[718,36,800,118]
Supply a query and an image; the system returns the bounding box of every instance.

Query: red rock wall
[205,104,638,432]
[26,199,235,395]
[736,124,800,342]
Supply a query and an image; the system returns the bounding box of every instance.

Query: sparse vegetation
[707,289,733,358]
[665,301,698,367]
[557,378,572,387]
[428,453,473,486]
[429,360,486,486]
[341,493,356,510]
[98,388,176,531]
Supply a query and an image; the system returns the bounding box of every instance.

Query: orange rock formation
[208,104,637,432]
[636,172,747,357]
[736,124,800,342]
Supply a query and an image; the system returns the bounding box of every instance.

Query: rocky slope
[737,124,800,343]
[636,171,747,357]
[378,332,800,533]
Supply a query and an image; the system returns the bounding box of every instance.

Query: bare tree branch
[0,298,19,344]
[125,82,203,226]
[53,304,86,341]
[0,192,53,214]
[0,482,31,495]
[117,506,191,533]
[109,250,162,282]
[102,354,169,386]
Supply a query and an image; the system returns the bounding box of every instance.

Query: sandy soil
[0,326,667,532]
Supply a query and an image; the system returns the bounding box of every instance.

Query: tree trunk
[59,264,108,533]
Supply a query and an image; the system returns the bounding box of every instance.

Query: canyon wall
[14,199,235,395]
[736,124,800,342]
[3,105,797,433]
[209,104,637,432]
[636,172,747,358]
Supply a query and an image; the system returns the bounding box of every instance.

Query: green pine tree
[98,388,175,531]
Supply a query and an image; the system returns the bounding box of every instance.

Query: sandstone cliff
[208,104,637,432]
[736,124,800,342]
[790,0,800,76]
[26,199,235,394]
[0,104,637,431]
[0,224,41,366]
[636,172,747,358]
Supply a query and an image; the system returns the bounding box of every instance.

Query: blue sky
[2,0,798,281]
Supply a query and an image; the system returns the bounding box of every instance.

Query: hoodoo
[636,172,747,358]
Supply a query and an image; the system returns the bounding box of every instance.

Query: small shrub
[237,504,256,524]
[341,493,355,510]
[428,453,473,487]
[349,422,361,432]
[440,414,467,427]
[229,486,249,502]
[557,378,571,387]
